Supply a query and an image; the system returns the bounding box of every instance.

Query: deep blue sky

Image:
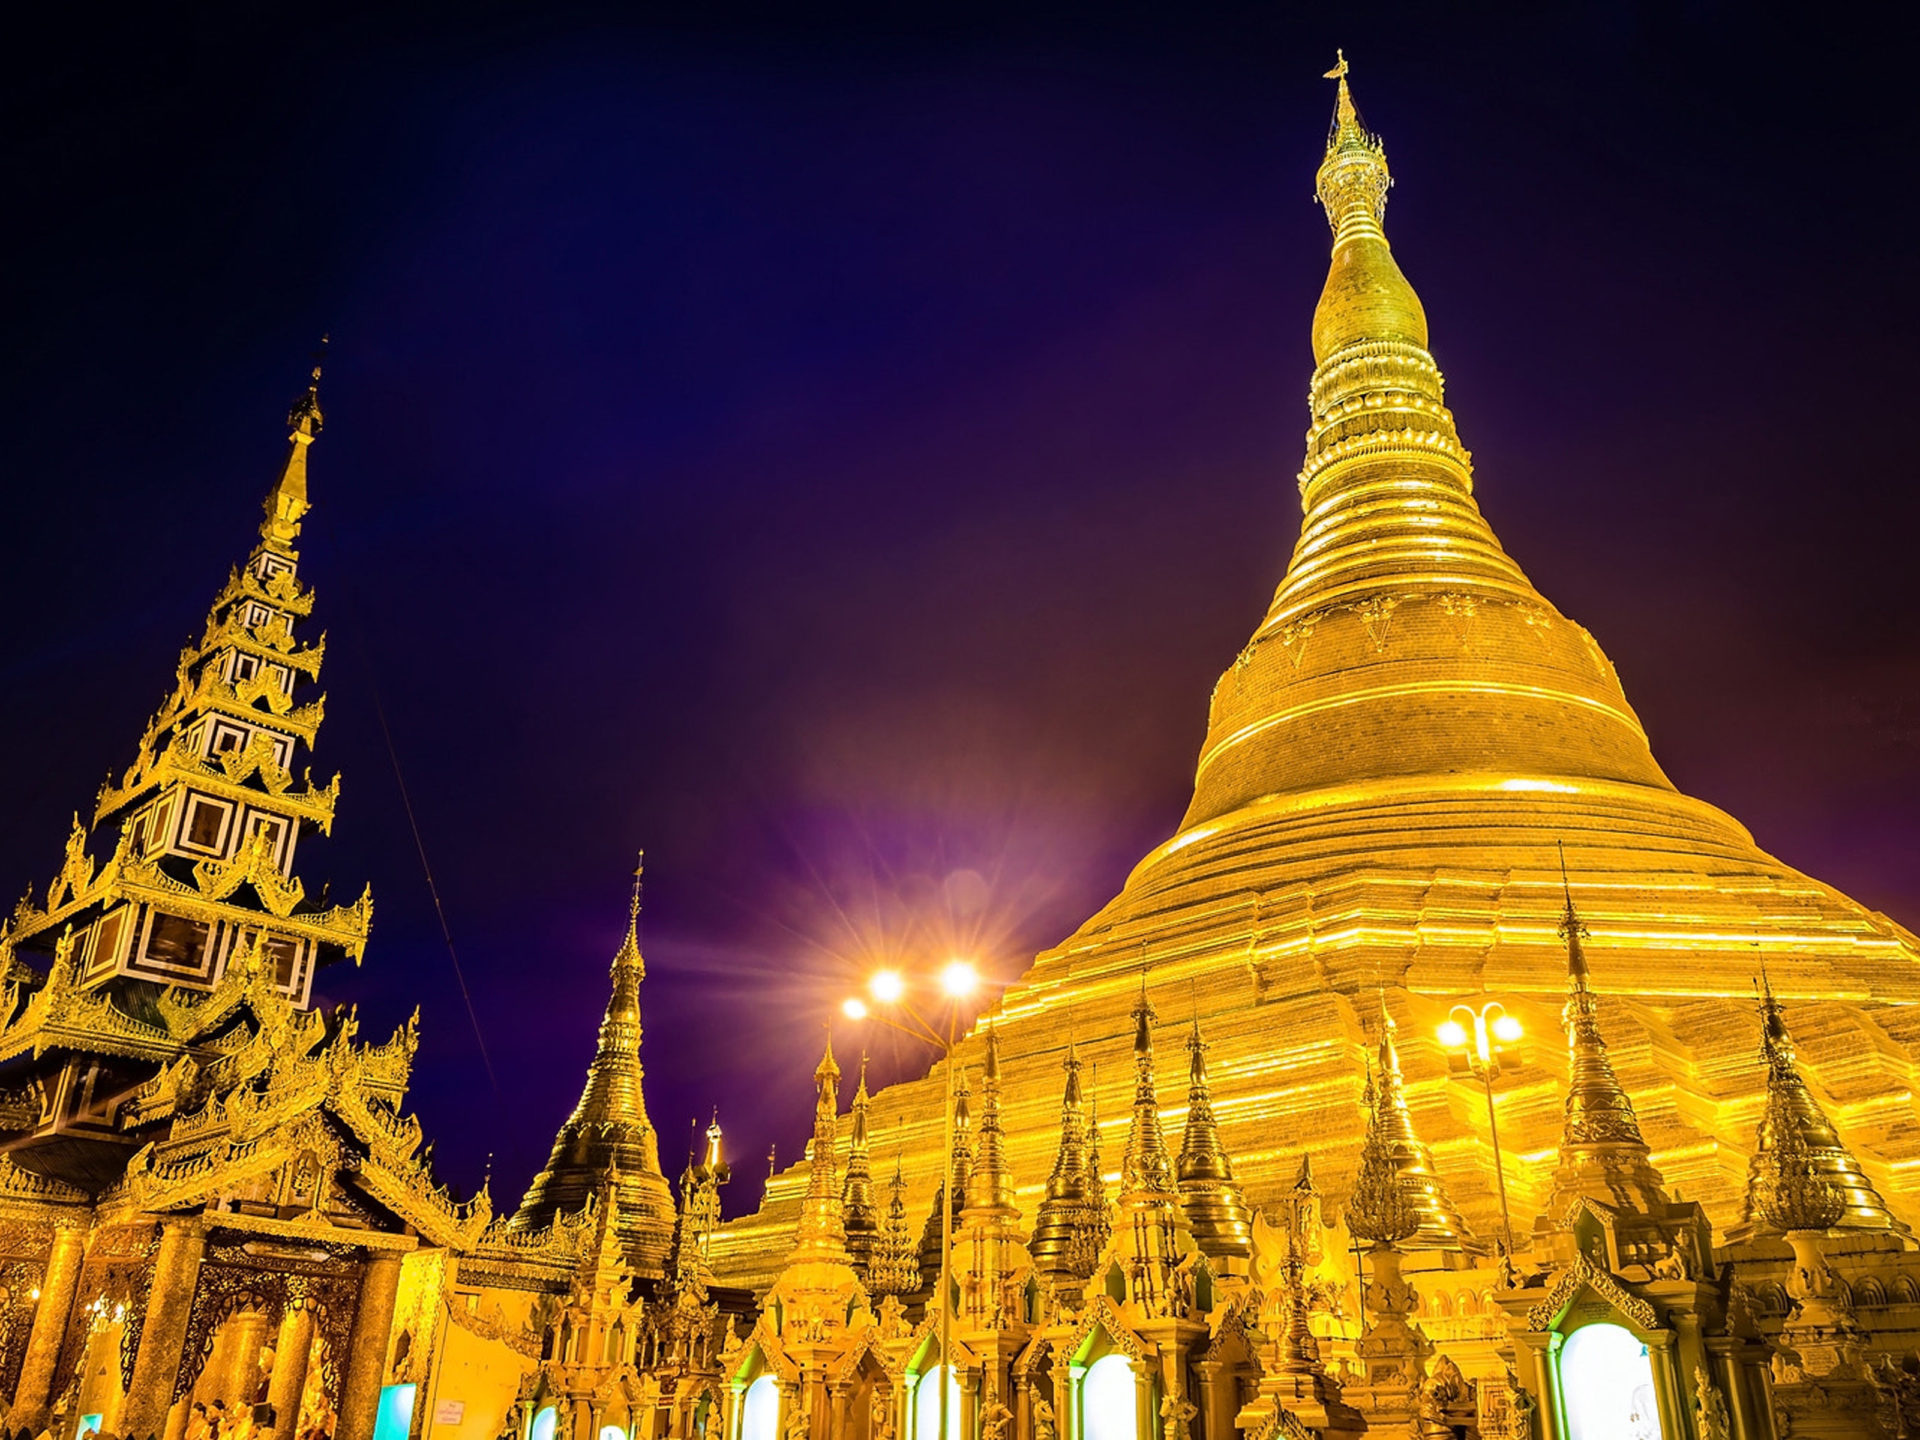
[5,4,1917,1215]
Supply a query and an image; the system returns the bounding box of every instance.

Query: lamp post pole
[1442,1002,1521,1260]
[844,961,980,1440]
[938,1015,954,1440]
[1476,1055,1515,1257]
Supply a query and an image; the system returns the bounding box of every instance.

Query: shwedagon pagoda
[0,58,1915,1440]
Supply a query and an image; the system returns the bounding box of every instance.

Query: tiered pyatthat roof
[1176,1016,1253,1263]
[511,860,676,1276]
[1543,878,1670,1222]
[792,1033,851,1263]
[1031,1040,1103,1288]
[94,934,486,1246]
[1740,977,1905,1236]
[1371,1001,1474,1250]
[4,357,369,1014]
[843,1053,880,1280]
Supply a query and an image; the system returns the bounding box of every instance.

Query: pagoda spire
[260,339,324,551]
[1032,1040,1103,1287]
[1740,975,1905,1235]
[871,1156,919,1297]
[1179,54,1671,833]
[963,1025,1019,1220]
[792,1029,852,1261]
[1176,1012,1254,1264]
[3,347,369,1025]
[512,856,677,1276]
[765,1030,871,1338]
[1347,1068,1418,1249]
[1543,862,1669,1220]
[1110,977,1194,1316]
[1122,978,1177,1197]
[1086,1073,1112,1258]
[670,1111,729,1301]
[917,1068,975,1290]
[954,1025,1034,1329]
[843,1051,881,1280]
[1371,997,1475,1250]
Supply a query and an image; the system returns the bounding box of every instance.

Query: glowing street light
[841,957,984,1440]
[939,958,979,999]
[1440,1000,1523,1259]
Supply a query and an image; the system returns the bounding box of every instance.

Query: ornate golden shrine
[2,55,1918,1440]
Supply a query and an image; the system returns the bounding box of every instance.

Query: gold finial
[1556,840,1590,960]
[631,850,645,924]
[262,341,325,547]
[287,334,327,436]
[1323,49,1348,81]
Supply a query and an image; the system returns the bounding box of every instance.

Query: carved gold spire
[1031,1040,1102,1287]
[1544,868,1669,1220]
[1371,999,1474,1250]
[963,1025,1019,1221]
[1311,55,1422,362]
[512,856,676,1275]
[794,1029,851,1261]
[1122,979,1177,1198]
[1109,978,1194,1317]
[843,1051,881,1279]
[1177,1013,1253,1264]
[1753,1074,1846,1236]
[954,1025,1034,1329]
[671,1111,729,1301]
[872,1156,919,1297]
[765,1030,870,1337]
[1086,1075,1112,1259]
[1346,1070,1418,1249]
[261,340,324,551]
[1741,977,1904,1235]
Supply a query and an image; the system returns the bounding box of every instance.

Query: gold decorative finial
[1323,49,1348,81]
[287,334,327,435]
[631,850,645,924]
[262,340,325,547]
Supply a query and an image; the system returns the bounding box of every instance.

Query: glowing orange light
[939,960,979,999]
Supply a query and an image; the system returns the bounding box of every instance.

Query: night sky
[5,4,1917,1217]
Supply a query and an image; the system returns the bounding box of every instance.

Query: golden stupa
[709,61,1920,1292]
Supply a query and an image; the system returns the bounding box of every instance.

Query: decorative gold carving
[1523,1253,1658,1334]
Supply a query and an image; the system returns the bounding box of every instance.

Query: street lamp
[1439,1001,1522,1259]
[842,958,980,1440]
